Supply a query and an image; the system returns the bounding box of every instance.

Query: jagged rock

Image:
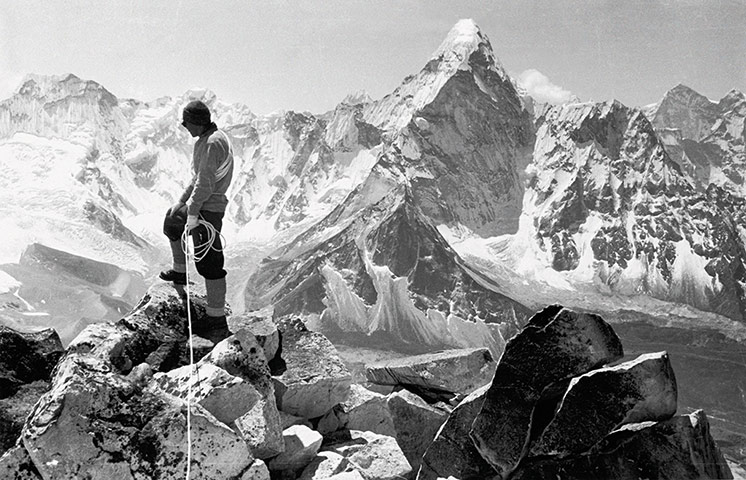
[365,347,496,400]
[470,306,624,478]
[345,385,396,436]
[512,410,733,480]
[235,396,284,459]
[298,451,352,480]
[417,384,497,480]
[198,330,283,458]
[15,284,271,478]
[231,313,280,363]
[139,397,253,479]
[0,326,63,398]
[272,318,351,418]
[386,389,450,473]
[267,424,323,473]
[326,430,412,480]
[530,351,678,456]
[21,352,253,479]
[201,329,273,390]
[317,383,396,436]
[0,444,42,479]
[152,362,261,425]
[125,362,153,387]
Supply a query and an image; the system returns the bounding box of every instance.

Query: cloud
[517,69,574,105]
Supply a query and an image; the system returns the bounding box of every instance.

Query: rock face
[470,305,624,477]
[521,98,746,322]
[647,84,746,197]
[418,384,496,480]
[513,411,733,480]
[416,305,731,480]
[363,19,534,237]
[365,347,496,401]
[0,444,42,480]
[530,351,677,456]
[385,389,450,474]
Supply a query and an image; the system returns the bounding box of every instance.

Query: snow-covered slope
[505,99,746,322]
[244,163,529,356]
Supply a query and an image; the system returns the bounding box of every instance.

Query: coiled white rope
[180,217,226,479]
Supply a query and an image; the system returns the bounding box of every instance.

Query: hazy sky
[2,0,745,114]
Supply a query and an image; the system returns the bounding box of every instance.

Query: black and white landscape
[1,19,745,478]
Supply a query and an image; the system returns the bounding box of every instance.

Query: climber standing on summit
[160,100,234,338]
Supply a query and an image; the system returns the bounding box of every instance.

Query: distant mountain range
[0,19,744,353]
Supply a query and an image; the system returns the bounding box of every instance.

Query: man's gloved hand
[167,201,185,217]
[185,215,199,232]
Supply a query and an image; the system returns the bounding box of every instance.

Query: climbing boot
[159,269,187,285]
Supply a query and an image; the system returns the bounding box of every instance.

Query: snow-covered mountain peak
[718,88,746,111]
[648,83,719,141]
[180,87,218,105]
[363,19,514,133]
[431,19,501,73]
[342,90,373,106]
[16,73,117,106]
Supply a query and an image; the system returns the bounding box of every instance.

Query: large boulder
[235,396,284,459]
[136,397,253,479]
[21,353,253,479]
[512,410,733,480]
[417,384,497,480]
[530,351,678,456]
[152,362,262,425]
[470,305,624,478]
[386,389,450,472]
[317,384,396,436]
[272,317,351,418]
[365,347,495,400]
[16,284,262,478]
[230,313,280,364]
[200,329,283,459]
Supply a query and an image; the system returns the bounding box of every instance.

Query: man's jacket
[179,123,234,216]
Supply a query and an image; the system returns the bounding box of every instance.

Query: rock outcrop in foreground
[0,286,733,480]
[419,305,732,480]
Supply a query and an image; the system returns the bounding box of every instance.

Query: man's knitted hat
[182,100,211,126]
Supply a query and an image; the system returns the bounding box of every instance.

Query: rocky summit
[0,16,744,479]
[0,289,732,480]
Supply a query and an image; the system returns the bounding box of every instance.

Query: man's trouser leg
[163,206,188,273]
[193,210,227,318]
